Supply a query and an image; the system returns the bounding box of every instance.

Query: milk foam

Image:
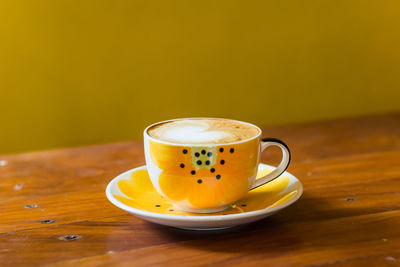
[148,119,259,144]
[159,122,234,143]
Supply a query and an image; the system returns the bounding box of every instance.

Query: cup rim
[144,117,262,147]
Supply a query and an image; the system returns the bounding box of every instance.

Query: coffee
[147,118,260,144]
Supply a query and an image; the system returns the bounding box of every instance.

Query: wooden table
[1,113,400,266]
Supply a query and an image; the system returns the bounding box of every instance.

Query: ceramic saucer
[106,163,303,230]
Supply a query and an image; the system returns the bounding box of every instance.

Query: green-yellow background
[1,0,400,155]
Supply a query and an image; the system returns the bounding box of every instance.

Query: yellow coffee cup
[144,118,290,213]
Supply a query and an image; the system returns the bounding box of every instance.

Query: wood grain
[323,253,400,267]
[1,112,400,266]
[2,149,399,233]
[2,168,400,266]
[47,210,400,267]
[2,167,400,266]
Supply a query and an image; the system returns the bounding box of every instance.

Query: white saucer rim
[106,163,303,222]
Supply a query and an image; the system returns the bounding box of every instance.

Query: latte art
[147,118,260,144]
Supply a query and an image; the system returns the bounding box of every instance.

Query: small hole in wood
[41,220,55,224]
[58,235,82,241]
[24,204,39,209]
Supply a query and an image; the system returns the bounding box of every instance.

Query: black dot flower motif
[201,150,206,155]
[191,170,196,175]
[219,148,224,152]
[180,163,185,168]
[205,160,210,165]
[197,179,203,184]
[207,152,212,157]
[216,174,221,180]
[210,168,215,173]
[197,160,202,165]
[183,149,188,154]
[220,160,225,165]
[230,148,234,153]
[195,152,200,157]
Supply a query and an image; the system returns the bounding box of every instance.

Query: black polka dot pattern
[230,148,234,153]
[191,170,196,175]
[219,148,224,152]
[207,152,212,157]
[195,152,200,157]
[210,168,215,173]
[183,149,188,154]
[205,160,210,165]
[220,160,225,165]
[180,163,185,168]
[201,150,206,155]
[197,160,202,165]
[216,174,221,179]
[197,179,202,184]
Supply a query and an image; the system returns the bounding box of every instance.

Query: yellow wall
[1,0,400,155]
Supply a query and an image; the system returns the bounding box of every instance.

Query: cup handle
[250,138,291,190]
